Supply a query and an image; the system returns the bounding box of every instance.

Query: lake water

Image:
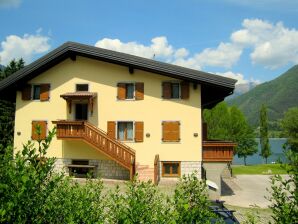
[232,138,287,165]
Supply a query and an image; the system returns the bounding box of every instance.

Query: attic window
[76,84,89,91]
[33,85,41,100]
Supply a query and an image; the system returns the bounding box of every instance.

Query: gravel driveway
[221,175,276,208]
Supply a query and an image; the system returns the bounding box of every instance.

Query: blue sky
[0,0,298,86]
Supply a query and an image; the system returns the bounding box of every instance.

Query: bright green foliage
[42,178,106,223]
[107,177,174,224]
[260,104,271,163]
[281,107,298,152]
[203,102,231,140]
[0,127,63,223]
[0,130,224,223]
[173,172,218,224]
[268,150,298,224]
[267,108,298,224]
[0,58,25,151]
[203,102,258,165]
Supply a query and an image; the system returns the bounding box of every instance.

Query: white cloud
[231,19,298,69]
[215,71,261,85]
[95,37,242,69]
[193,43,242,68]
[0,32,51,65]
[0,0,21,8]
[95,36,176,60]
[94,18,298,83]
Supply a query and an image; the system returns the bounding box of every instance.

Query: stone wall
[158,161,202,184]
[54,158,130,180]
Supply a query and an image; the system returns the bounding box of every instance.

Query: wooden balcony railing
[202,140,236,162]
[52,120,136,178]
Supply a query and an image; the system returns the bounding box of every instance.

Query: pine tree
[260,104,271,164]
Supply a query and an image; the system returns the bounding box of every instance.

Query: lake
[232,138,287,165]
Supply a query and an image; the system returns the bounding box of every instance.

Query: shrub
[0,128,63,223]
[267,149,298,224]
[173,172,218,224]
[106,176,175,224]
[42,178,105,223]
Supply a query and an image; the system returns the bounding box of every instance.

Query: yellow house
[0,42,236,193]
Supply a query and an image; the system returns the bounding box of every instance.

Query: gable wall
[14,56,202,167]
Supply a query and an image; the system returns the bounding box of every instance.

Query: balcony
[52,120,136,178]
[202,140,236,162]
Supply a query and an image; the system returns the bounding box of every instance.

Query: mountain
[0,64,4,70]
[227,82,258,100]
[227,65,298,127]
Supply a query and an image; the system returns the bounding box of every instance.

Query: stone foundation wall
[159,161,202,183]
[54,158,130,180]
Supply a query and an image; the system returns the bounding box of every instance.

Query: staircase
[52,120,136,179]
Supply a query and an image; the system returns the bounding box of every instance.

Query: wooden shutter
[134,121,144,142]
[117,83,126,100]
[32,121,47,140]
[22,85,32,100]
[40,84,50,101]
[162,82,171,99]
[162,121,180,142]
[107,121,116,139]
[135,82,144,100]
[181,82,189,99]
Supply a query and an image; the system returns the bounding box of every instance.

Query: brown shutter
[135,82,144,100]
[117,83,126,100]
[134,121,144,142]
[181,82,189,99]
[162,121,180,142]
[162,82,171,99]
[40,84,50,101]
[107,121,116,139]
[22,85,32,100]
[32,121,47,140]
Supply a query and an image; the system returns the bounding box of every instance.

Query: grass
[232,164,287,175]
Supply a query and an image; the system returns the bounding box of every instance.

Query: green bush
[0,128,63,223]
[0,129,222,224]
[106,176,174,224]
[173,172,218,224]
[42,178,106,223]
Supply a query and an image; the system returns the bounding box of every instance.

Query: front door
[75,103,88,120]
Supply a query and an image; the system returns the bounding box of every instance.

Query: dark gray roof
[0,41,236,108]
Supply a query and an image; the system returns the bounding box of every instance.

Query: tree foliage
[280,107,298,152]
[203,102,258,165]
[260,104,271,163]
[0,58,25,80]
[0,130,223,223]
[0,58,25,151]
[267,107,298,223]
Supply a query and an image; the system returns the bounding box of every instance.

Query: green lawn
[232,164,288,175]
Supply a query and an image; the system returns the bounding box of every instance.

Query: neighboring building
[0,42,236,198]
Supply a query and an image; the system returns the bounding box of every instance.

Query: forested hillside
[228,65,298,127]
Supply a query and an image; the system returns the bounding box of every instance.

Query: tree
[203,102,258,165]
[0,58,25,80]
[260,104,271,164]
[267,107,298,223]
[280,107,298,152]
[0,58,25,152]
